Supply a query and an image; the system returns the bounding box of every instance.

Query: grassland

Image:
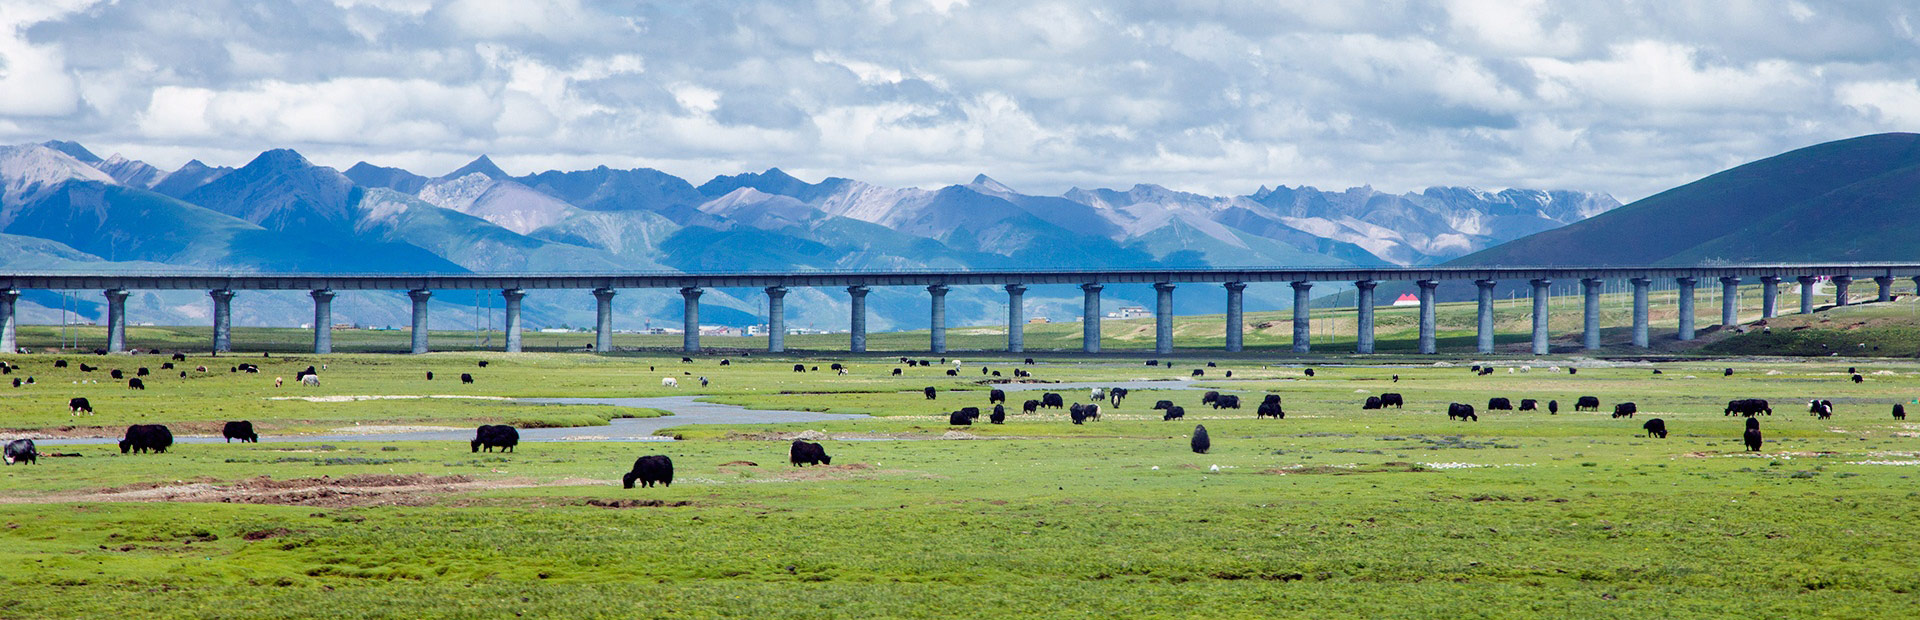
[3,337,1920,616]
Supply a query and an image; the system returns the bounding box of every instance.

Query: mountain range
[0,139,1620,334]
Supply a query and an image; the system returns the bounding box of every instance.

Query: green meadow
[2,293,1920,617]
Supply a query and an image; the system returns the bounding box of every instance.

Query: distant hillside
[1451,133,1920,266]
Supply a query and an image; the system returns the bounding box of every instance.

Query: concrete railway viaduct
[0,266,1908,355]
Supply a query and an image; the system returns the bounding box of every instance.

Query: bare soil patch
[6,474,596,508]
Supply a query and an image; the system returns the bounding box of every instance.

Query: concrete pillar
[1630,278,1650,348]
[766,287,787,353]
[502,289,524,353]
[928,285,949,354]
[1225,282,1247,353]
[1799,276,1816,314]
[310,290,334,354]
[1153,283,1175,355]
[1290,281,1312,354]
[592,288,616,354]
[681,287,702,353]
[1581,279,1602,350]
[848,285,870,353]
[1719,277,1739,327]
[1761,276,1780,318]
[1005,284,1026,353]
[1417,280,1438,354]
[1675,278,1696,341]
[1474,279,1496,354]
[0,288,18,354]
[1080,283,1102,353]
[1833,276,1852,306]
[1352,280,1375,354]
[408,289,431,354]
[1875,276,1893,302]
[209,289,234,353]
[1530,279,1552,354]
[104,288,130,353]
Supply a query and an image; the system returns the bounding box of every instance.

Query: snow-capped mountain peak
[0,143,116,203]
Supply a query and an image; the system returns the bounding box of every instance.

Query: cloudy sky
[2,0,1916,201]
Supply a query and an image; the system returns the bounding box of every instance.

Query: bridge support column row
[1675,278,1695,341]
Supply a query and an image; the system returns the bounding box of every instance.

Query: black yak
[461,373,474,384]
[4,439,36,465]
[1548,400,1559,415]
[470,425,519,453]
[1213,395,1240,410]
[1447,403,1477,421]
[1191,425,1210,454]
[950,410,972,426]
[1575,396,1601,411]
[1022,399,1041,413]
[1725,399,1771,417]
[1191,369,1204,377]
[1519,399,1538,411]
[1201,391,1220,406]
[989,389,1006,404]
[127,378,144,390]
[623,455,673,488]
[1642,418,1667,439]
[1163,405,1186,421]
[1896,404,1907,420]
[118,424,173,454]
[1743,418,1763,451]
[1363,396,1382,410]
[68,397,92,415]
[924,387,938,400]
[990,406,1006,424]
[1488,397,1513,411]
[1068,404,1087,424]
[793,364,806,372]
[1041,393,1064,409]
[891,368,902,376]
[789,440,831,466]
[1257,402,1284,419]
[1379,393,1403,408]
[1153,400,1175,410]
[223,421,258,443]
[1612,402,1637,419]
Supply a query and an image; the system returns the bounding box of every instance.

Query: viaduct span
[0,265,1907,356]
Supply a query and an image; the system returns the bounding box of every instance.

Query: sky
[1,0,1916,202]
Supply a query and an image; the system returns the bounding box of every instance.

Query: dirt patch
[241,527,294,541]
[4,474,596,508]
[718,460,759,467]
[583,499,693,508]
[1260,462,1430,475]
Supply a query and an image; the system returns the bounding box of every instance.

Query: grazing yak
[1852,374,1865,384]
[1725,399,1771,417]
[1152,400,1176,411]
[1068,404,1087,424]
[4,439,37,465]
[426,371,434,381]
[793,364,806,373]
[1478,367,1494,376]
[1379,393,1403,408]
[1447,403,1478,421]
[680,357,693,363]
[223,421,258,443]
[1090,387,1106,402]
[470,425,519,453]
[623,455,674,489]
[789,440,831,467]
[958,407,982,422]
[949,410,972,426]
[79,363,95,372]
[946,369,959,376]
[1612,403,1638,419]
[1488,397,1513,411]
[1109,388,1128,407]
[1041,393,1065,409]
[1642,418,1668,439]
[53,360,67,368]
[1257,402,1284,419]
[1191,369,1204,377]
[1304,368,1316,377]
[924,387,938,400]
[136,367,149,377]
[1548,400,1559,415]
[1575,396,1601,411]
[127,378,145,390]
[300,374,320,387]
[990,407,1006,424]
[1081,403,1101,422]
[69,397,92,415]
[719,359,730,366]
[461,373,475,384]
[1201,391,1221,406]
[1895,404,1907,420]
[1163,405,1187,421]
[891,368,902,376]
[1213,395,1241,410]
[171,353,186,361]
[661,377,678,388]
[1363,396,1382,410]
[1262,394,1282,407]
[1811,400,1834,419]
[989,389,1006,404]
[1744,418,1764,452]
[1023,358,1036,365]
[119,424,173,454]
[1519,399,1538,411]
[830,363,844,372]
[1023,399,1041,414]
[1191,425,1211,454]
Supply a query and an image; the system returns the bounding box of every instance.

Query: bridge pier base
[766,287,787,353]
[1417,280,1438,354]
[1875,276,1893,302]
[681,287,702,354]
[104,289,129,353]
[502,289,524,353]
[1153,283,1174,355]
[1352,280,1375,354]
[210,289,234,353]
[408,289,431,354]
[1760,276,1780,318]
[1005,285,1025,353]
[848,286,869,353]
[1080,283,1102,353]
[1799,276,1816,314]
[1290,281,1311,354]
[1582,279,1602,350]
[1630,278,1650,347]
[311,290,334,354]
[1719,277,1739,328]
[1531,279,1552,354]
[1225,282,1246,353]
[1834,276,1852,306]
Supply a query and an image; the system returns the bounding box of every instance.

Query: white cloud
[1837,80,1920,127]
